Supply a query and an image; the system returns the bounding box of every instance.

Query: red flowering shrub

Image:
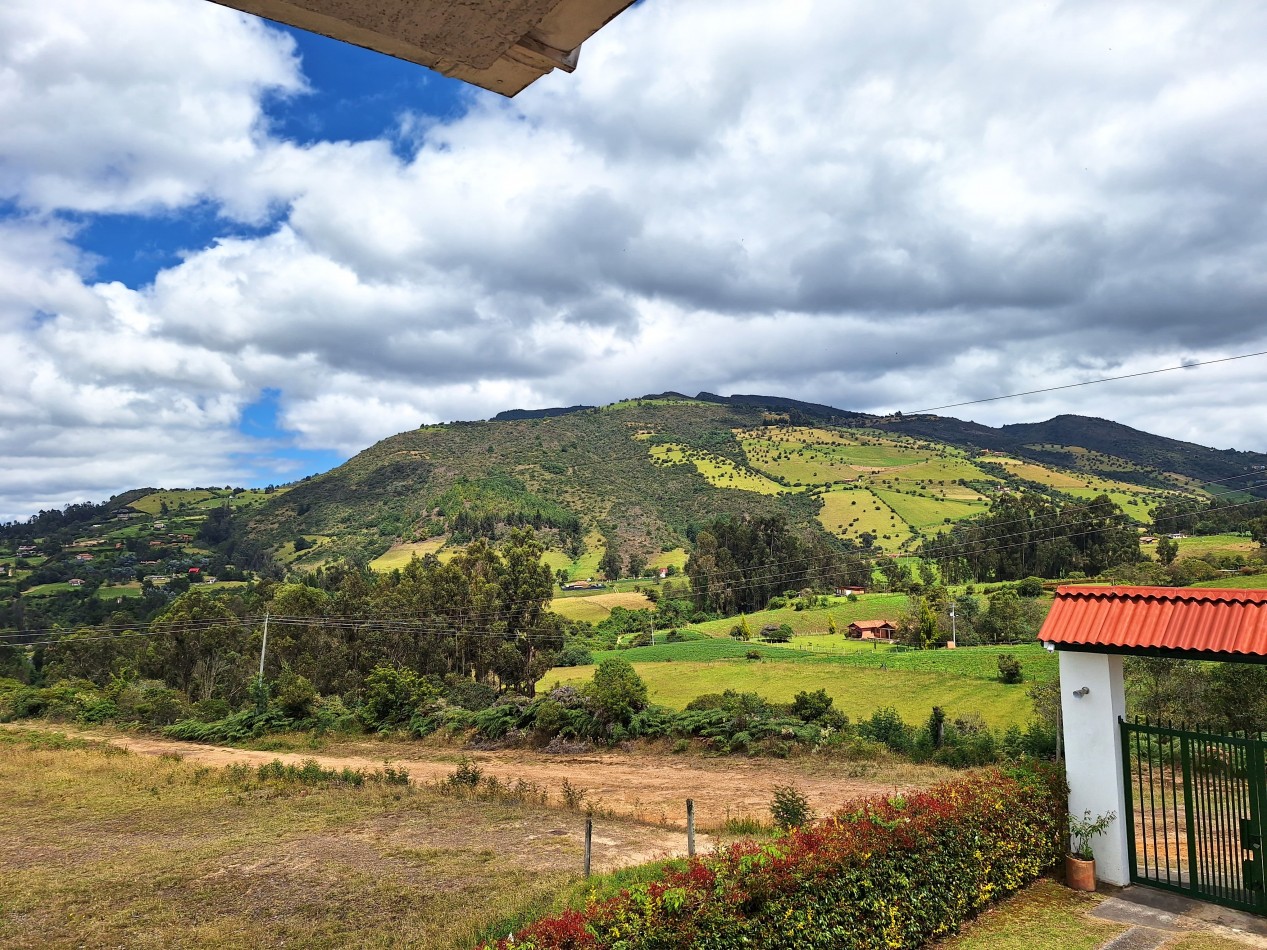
[491,764,1065,949]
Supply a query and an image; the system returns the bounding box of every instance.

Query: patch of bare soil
[1,722,948,833]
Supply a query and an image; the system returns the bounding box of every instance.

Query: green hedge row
[492,764,1066,949]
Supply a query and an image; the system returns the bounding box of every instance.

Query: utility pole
[258,612,269,681]
[949,604,956,647]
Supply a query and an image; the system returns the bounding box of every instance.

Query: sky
[2,0,1266,522]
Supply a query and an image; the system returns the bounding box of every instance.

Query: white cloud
[2,0,1267,519]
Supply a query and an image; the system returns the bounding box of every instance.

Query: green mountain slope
[239,393,1259,569]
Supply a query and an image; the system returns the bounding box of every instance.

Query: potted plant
[1066,809,1117,891]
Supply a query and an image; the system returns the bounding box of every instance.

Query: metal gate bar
[1120,717,1266,915]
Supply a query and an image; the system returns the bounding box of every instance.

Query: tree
[729,615,752,641]
[1156,535,1179,566]
[626,552,647,578]
[827,615,838,637]
[588,657,647,723]
[598,543,622,580]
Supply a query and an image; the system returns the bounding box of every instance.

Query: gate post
[1059,650,1131,885]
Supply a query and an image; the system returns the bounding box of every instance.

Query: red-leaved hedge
[493,765,1066,949]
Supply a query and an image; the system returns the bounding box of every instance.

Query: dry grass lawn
[0,729,680,949]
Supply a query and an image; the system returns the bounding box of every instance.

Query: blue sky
[2,0,1267,520]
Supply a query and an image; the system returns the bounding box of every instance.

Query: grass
[543,653,1040,727]
[549,591,654,622]
[367,537,447,571]
[649,443,789,495]
[22,582,76,596]
[817,488,909,547]
[647,548,688,571]
[685,593,911,638]
[128,489,218,515]
[935,879,1123,950]
[95,583,143,599]
[871,488,989,533]
[0,728,630,950]
[1190,574,1267,589]
[1166,534,1260,560]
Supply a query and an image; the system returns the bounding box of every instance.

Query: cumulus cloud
[1,0,1267,518]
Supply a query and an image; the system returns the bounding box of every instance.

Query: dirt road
[1,722,948,831]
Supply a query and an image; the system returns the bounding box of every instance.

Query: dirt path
[1,722,945,832]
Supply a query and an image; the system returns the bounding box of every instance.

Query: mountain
[233,394,1267,573]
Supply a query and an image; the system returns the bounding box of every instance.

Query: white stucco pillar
[1058,650,1131,885]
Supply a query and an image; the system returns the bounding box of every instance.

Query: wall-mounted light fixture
[1072,687,1090,698]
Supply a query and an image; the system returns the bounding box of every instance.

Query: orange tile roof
[1039,585,1267,657]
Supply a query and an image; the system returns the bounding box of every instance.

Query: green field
[1189,573,1267,589]
[870,488,988,533]
[96,583,143,600]
[685,594,909,638]
[368,537,447,571]
[816,488,907,546]
[649,443,788,495]
[128,489,217,515]
[1163,533,1259,561]
[647,548,688,572]
[544,651,1041,728]
[549,591,654,623]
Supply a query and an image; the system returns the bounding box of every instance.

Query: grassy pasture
[739,438,864,485]
[870,489,988,533]
[1165,533,1259,560]
[544,657,1035,728]
[816,488,908,545]
[647,547,687,571]
[0,729,652,950]
[1189,574,1267,589]
[685,593,910,638]
[96,583,143,599]
[128,489,217,515]
[649,443,789,495]
[368,537,447,571]
[549,591,654,622]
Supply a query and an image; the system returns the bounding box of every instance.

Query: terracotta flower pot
[1066,853,1097,891]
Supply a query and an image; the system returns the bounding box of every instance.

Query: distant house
[75,553,94,561]
[835,586,866,597]
[1140,536,1157,544]
[68,578,84,587]
[848,620,898,641]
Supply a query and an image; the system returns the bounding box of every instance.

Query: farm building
[848,620,897,640]
[835,586,866,597]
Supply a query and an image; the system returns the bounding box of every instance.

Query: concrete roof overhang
[207,0,638,96]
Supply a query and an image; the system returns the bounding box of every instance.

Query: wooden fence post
[584,818,593,878]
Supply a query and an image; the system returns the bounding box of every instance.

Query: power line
[899,350,1267,416]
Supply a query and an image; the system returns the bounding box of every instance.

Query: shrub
[358,664,438,731]
[555,645,594,667]
[770,784,813,830]
[493,765,1066,949]
[997,653,1024,684]
[790,689,833,723]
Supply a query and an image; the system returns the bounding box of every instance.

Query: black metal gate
[1121,717,1267,914]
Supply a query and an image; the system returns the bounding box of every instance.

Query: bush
[997,654,1024,684]
[493,765,1067,949]
[770,784,813,829]
[358,664,438,731]
[555,645,594,667]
